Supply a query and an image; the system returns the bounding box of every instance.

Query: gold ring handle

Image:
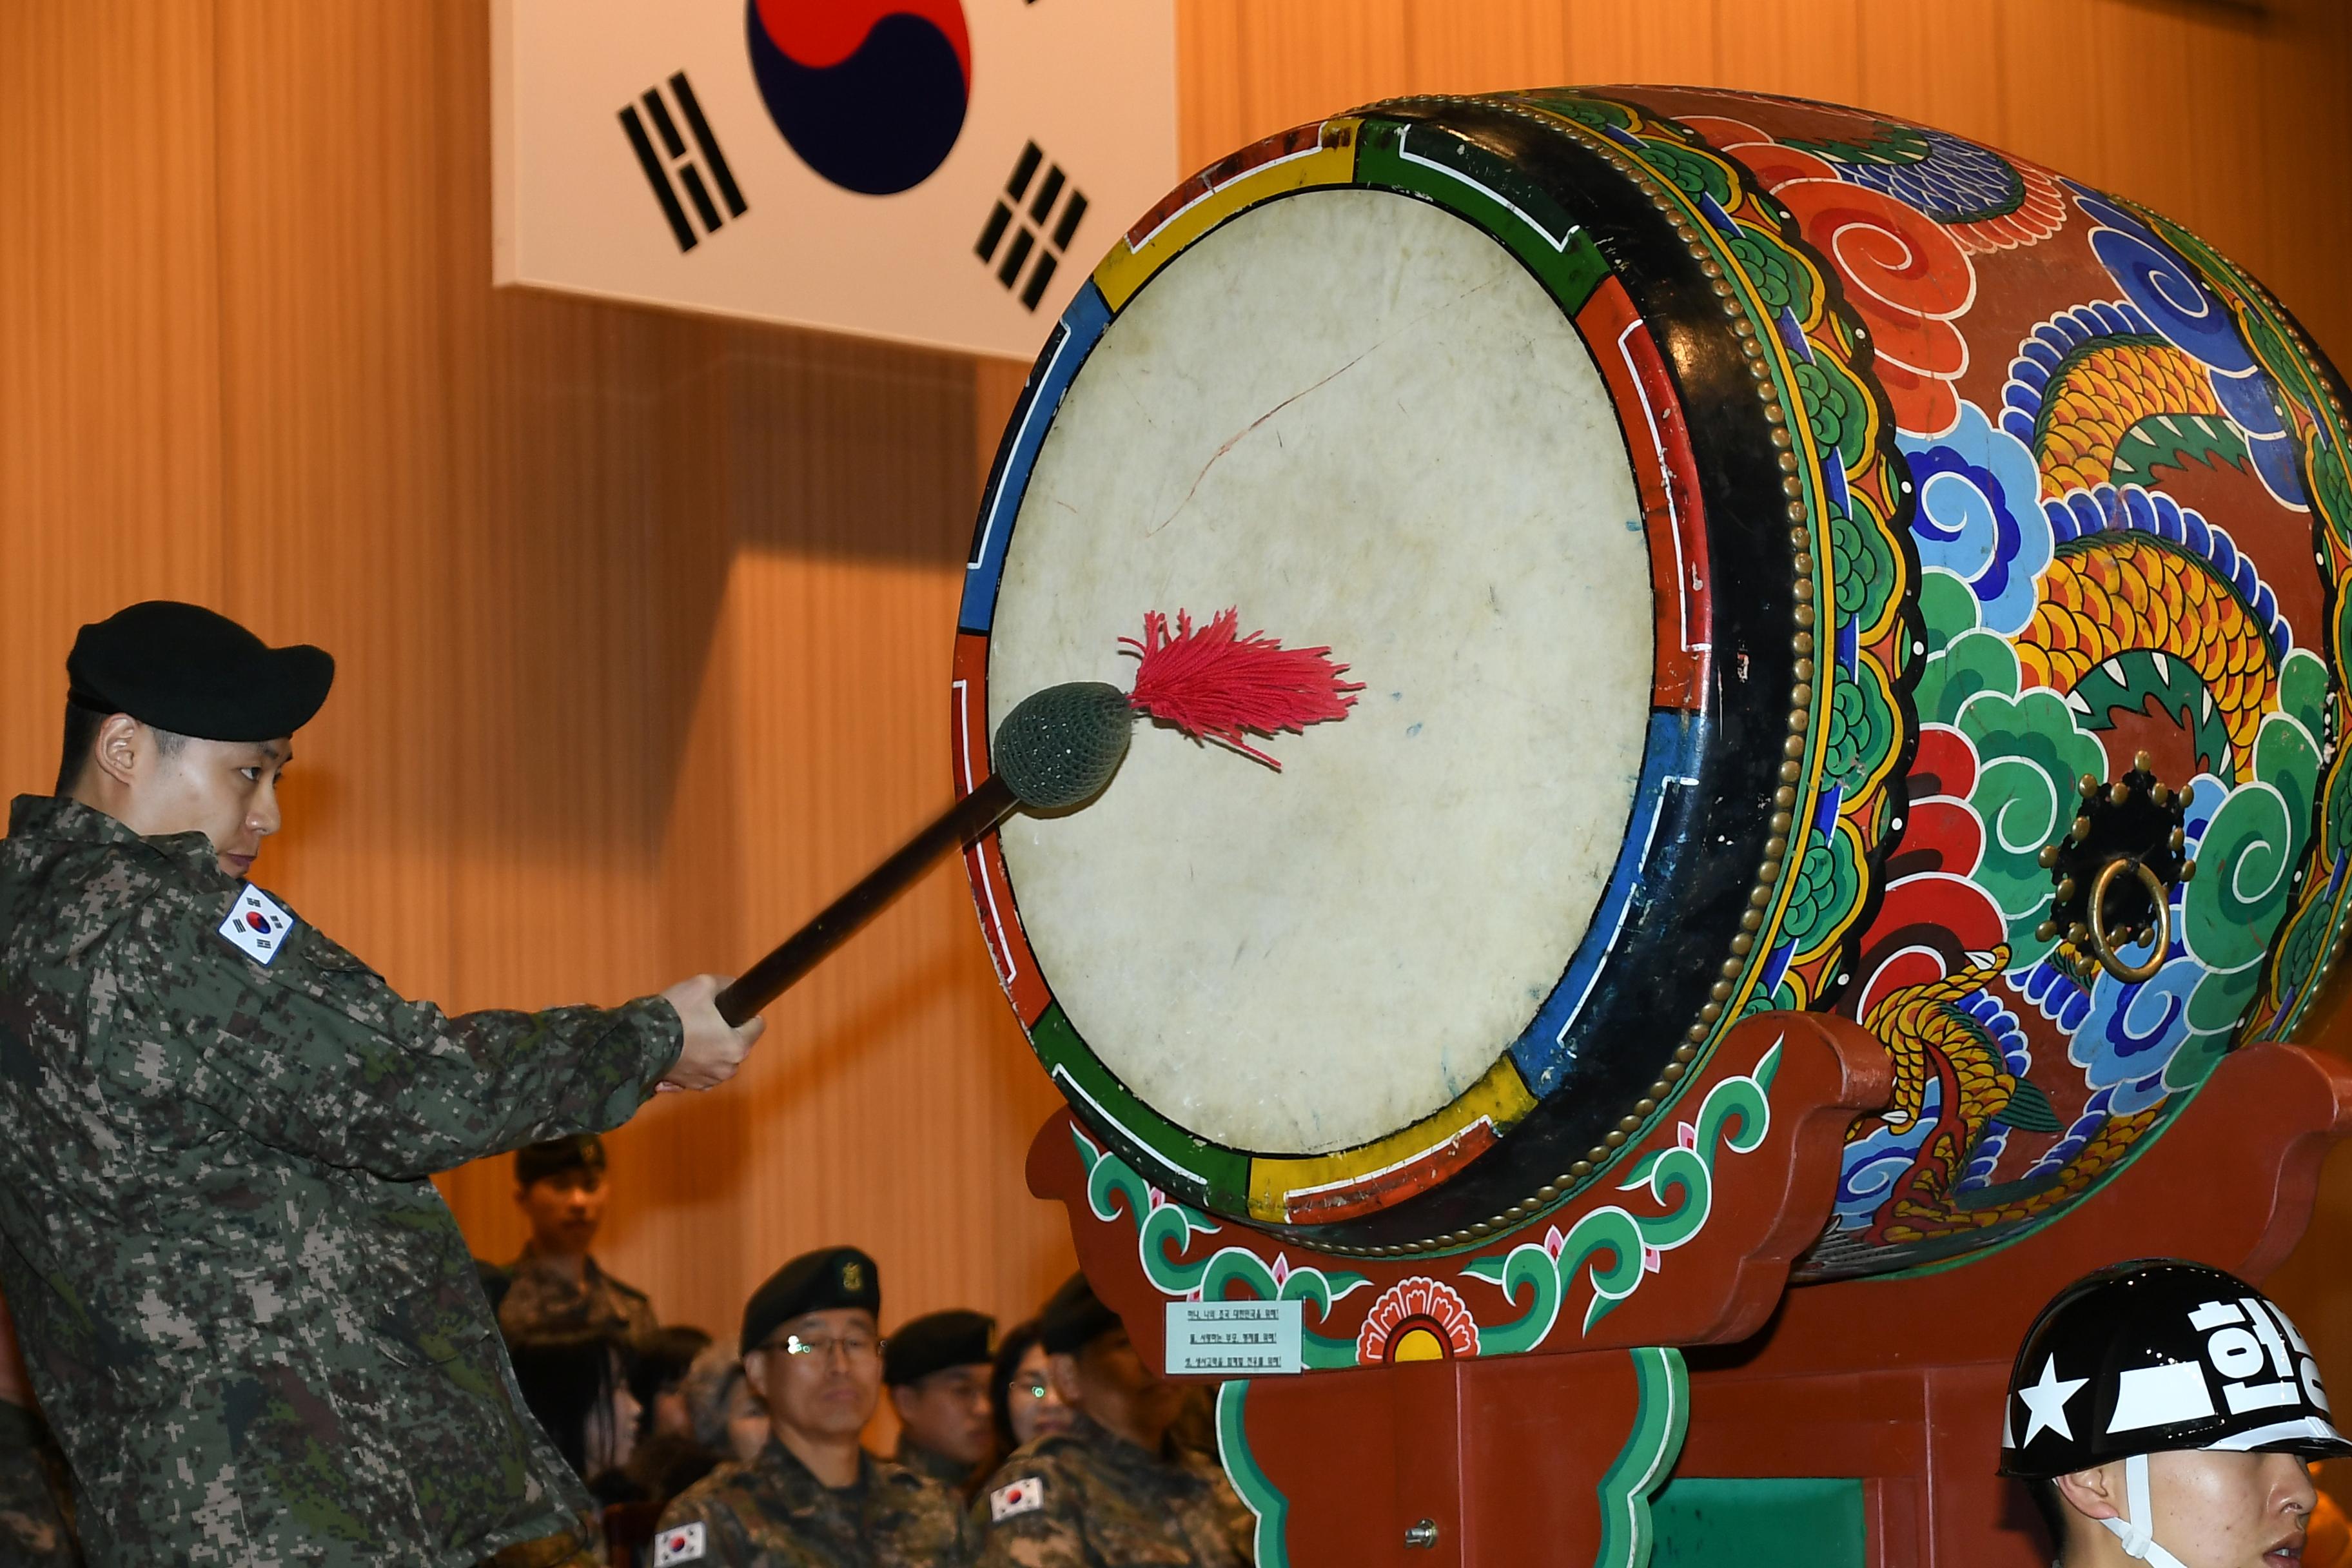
[2087,858,2169,984]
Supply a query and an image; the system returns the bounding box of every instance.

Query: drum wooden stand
[1028,1014,2352,1567]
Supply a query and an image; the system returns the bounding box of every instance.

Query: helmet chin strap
[2097,1453,2190,1568]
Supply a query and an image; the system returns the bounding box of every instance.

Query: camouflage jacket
[0,1398,81,1564]
[971,1416,1253,1568]
[653,1438,973,1567]
[0,796,684,1566]
[891,1438,976,1494]
[497,1249,658,1343]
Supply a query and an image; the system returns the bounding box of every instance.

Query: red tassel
[1121,608,1362,770]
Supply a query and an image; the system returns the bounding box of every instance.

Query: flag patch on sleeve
[217,885,295,966]
[653,1522,707,1565]
[990,1476,1046,1522]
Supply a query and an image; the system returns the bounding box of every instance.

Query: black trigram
[620,72,746,254]
[975,143,1088,311]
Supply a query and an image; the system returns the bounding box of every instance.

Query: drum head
[987,187,1652,1159]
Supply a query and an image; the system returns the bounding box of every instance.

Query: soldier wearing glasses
[651,1247,972,1567]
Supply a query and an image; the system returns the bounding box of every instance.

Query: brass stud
[1792,683,1814,707]
[2152,784,2171,807]
[1792,554,1814,576]
[1794,631,1814,654]
[1770,810,1794,834]
[1774,786,1798,808]
[1761,858,1783,885]
[2181,859,2197,881]
[1700,1000,1724,1021]
[1537,1184,1560,1202]
[2108,781,2130,806]
[2070,816,2093,843]
[1649,1081,1673,1099]
[1777,451,1799,474]
[1783,476,1804,498]
[2133,749,2153,774]
[1676,1042,1700,1060]
[1765,836,1788,860]
[1785,735,1807,758]
[1620,1114,1644,1132]
[1764,404,1786,424]
[1732,933,1755,956]
[2035,919,2058,941]
[2180,785,2196,808]
[2056,877,2077,903]
[1734,318,1756,338]
[1740,908,1764,931]
[2070,922,2090,945]
[1796,603,1816,627]
[1604,1130,1628,1148]
[2038,845,2062,869]
[1721,958,1744,979]
[1710,980,1734,1002]
[1710,279,1734,298]
[1663,1061,1686,1080]
[1750,885,1774,907]
[1794,659,1814,682]
[1788,709,1810,734]
[2170,828,2186,852]
[2079,774,2099,798]
[1769,427,1792,449]
[1793,578,1815,603]
[1571,1160,1593,1178]
[1779,761,1801,783]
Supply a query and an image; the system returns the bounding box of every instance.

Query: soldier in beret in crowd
[498,1133,660,1344]
[653,1247,974,1566]
[972,1275,1252,1568]
[885,1311,997,1496]
[0,602,766,1567]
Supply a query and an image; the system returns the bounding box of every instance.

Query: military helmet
[2000,1258,2350,1480]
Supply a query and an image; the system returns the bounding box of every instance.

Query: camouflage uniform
[0,796,683,1566]
[0,1398,81,1564]
[972,1416,1252,1568]
[496,1248,659,1343]
[653,1439,973,1567]
[890,1438,974,1493]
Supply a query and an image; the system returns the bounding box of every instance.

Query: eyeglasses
[771,1332,884,1362]
[1014,1379,1050,1401]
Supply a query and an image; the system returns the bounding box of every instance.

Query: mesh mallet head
[992,681,1133,810]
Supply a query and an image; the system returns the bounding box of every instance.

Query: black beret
[514,1133,605,1188]
[1038,1273,1122,1355]
[68,601,333,743]
[883,1309,995,1386]
[741,1247,880,1354]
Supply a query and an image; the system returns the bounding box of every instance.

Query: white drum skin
[987,188,1652,1157]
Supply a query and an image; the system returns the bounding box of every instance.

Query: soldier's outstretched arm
[83,885,757,1179]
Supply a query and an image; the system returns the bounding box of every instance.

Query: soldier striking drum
[0,602,766,1566]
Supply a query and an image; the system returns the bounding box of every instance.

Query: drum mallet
[712,608,1360,1026]
[713,681,1132,1026]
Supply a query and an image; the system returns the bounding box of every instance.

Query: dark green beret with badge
[1038,1272,1122,1356]
[514,1133,605,1188]
[68,600,333,741]
[741,1246,881,1353]
[883,1309,995,1386]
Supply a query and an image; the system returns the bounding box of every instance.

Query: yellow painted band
[1246,1054,1539,1224]
[1091,120,1362,312]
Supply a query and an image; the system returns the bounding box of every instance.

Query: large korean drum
[952,87,2352,1273]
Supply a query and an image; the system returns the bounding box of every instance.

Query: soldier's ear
[90,713,144,789]
[2052,1462,2124,1523]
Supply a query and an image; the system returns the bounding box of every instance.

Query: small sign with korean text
[1164,1300,1302,1377]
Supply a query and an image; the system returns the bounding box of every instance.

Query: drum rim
[956,95,1918,1254]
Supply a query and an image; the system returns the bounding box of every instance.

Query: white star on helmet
[2017,1354,2090,1446]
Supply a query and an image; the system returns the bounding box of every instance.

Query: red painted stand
[1028,1014,2352,1567]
